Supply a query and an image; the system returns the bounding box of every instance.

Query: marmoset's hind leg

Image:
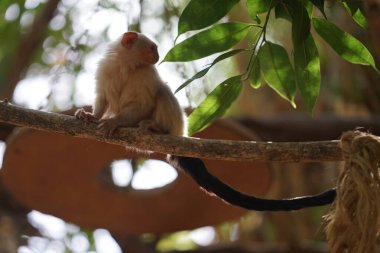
[138,119,166,134]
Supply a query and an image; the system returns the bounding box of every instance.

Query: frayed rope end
[325,130,380,253]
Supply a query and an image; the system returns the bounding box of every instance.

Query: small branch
[0,102,343,162]
[3,0,61,99]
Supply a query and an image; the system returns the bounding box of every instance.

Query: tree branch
[0,101,343,162]
[3,0,61,99]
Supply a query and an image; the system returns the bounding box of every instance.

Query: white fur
[93,33,186,136]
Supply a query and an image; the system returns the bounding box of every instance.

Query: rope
[325,130,380,253]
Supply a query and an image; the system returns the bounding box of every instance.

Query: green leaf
[188,75,242,135]
[274,1,292,21]
[310,0,326,18]
[246,0,271,22]
[291,2,310,43]
[258,42,296,107]
[164,22,251,62]
[290,2,319,111]
[275,0,311,24]
[274,0,318,110]
[175,49,244,93]
[176,69,209,94]
[312,17,377,71]
[293,35,320,112]
[178,0,240,36]
[303,0,313,16]
[342,0,368,29]
[249,60,261,89]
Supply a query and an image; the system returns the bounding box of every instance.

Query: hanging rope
[325,130,380,253]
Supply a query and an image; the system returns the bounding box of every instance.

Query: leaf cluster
[163,0,377,136]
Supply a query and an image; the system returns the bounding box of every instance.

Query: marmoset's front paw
[75,108,98,122]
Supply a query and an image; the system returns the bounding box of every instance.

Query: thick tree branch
[0,101,343,162]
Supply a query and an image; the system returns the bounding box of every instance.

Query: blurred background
[0,0,379,252]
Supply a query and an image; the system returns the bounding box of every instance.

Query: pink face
[141,42,159,64]
[121,32,159,65]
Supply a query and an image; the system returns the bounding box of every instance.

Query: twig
[0,102,343,162]
[2,0,60,99]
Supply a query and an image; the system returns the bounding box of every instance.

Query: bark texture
[0,102,343,162]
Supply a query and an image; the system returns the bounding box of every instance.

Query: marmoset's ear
[121,32,138,49]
